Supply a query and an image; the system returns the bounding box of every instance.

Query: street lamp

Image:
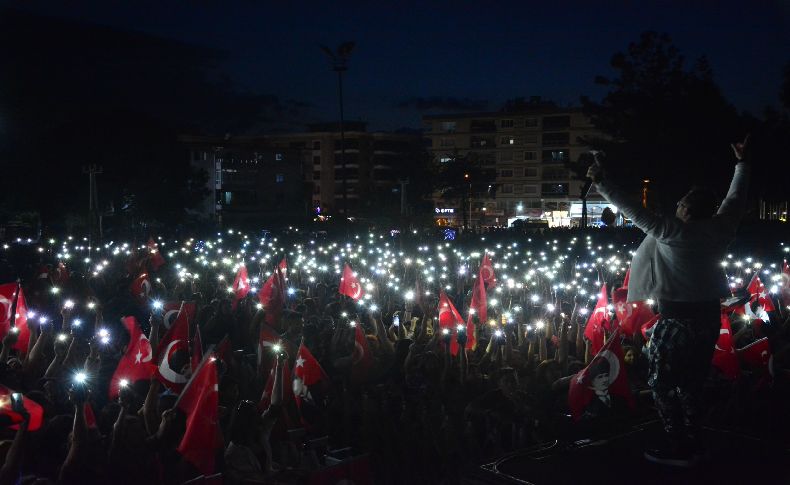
[320,42,355,216]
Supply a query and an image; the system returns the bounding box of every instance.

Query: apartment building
[182,123,423,224]
[423,103,608,227]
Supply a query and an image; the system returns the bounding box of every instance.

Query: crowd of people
[0,227,788,484]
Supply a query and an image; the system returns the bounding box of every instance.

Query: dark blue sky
[9,1,790,131]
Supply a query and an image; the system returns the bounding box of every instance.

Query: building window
[313,171,320,180]
[542,149,569,162]
[524,185,539,195]
[440,121,457,132]
[514,184,524,194]
[542,132,570,146]
[525,117,539,128]
[525,167,538,177]
[501,184,513,194]
[513,167,524,177]
[275,153,283,161]
[499,151,513,162]
[524,134,538,144]
[499,136,516,146]
[439,156,452,164]
[275,174,285,183]
[500,169,513,178]
[313,185,320,194]
[439,138,455,147]
[500,119,514,129]
[541,183,569,196]
[313,155,321,164]
[524,151,537,161]
[313,140,321,150]
[543,167,568,180]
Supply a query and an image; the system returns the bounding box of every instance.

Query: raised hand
[731,134,750,162]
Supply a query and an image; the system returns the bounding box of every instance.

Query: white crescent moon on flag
[158,340,187,384]
[141,279,151,297]
[597,350,620,384]
[350,282,362,300]
[0,295,12,323]
[481,265,494,281]
[139,334,153,363]
[163,310,179,329]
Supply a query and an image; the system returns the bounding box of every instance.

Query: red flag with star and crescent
[584,284,609,355]
[339,263,364,301]
[480,253,496,289]
[780,260,790,308]
[0,284,31,355]
[747,273,776,313]
[130,273,152,305]
[293,341,328,407]
[176,353,222,476]
[439,290,466,356]
[109,316,156,399]
[712,312,739,380]
[259,267,286,327]
[155,304,191,392]
[568,327,634,421]
[612,287,654,338]
[231,264,250,309]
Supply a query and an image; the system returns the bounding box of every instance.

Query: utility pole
[320,42,355,216]
[83,164,103,251]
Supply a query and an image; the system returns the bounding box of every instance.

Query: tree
[433,152,497,229]
[582,32,744,210]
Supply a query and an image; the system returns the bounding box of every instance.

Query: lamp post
[320,42,355,216]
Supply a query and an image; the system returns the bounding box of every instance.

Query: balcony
[470,120,497,133]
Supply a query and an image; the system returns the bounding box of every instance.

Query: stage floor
[469,419,790,485]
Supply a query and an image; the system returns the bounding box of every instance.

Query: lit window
[275,153,283,161]
[276,174,285,183]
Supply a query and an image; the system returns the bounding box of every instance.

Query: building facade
[182,124,423,224]
[423,103,609,228]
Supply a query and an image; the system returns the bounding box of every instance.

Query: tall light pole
[320,41,355,216]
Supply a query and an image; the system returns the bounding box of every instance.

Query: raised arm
[716,136,752,219]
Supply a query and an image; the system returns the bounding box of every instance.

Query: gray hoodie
[595,162,750,303]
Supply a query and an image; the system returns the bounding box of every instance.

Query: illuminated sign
[435,208,455,214]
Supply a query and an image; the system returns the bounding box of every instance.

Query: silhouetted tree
[582,32,744,211]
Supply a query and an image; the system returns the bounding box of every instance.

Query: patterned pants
[647,315,720,436]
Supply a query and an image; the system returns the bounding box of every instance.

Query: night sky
[6,1,790,131]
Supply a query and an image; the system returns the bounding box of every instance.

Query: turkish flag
[747,273,776,313]
[0,284,30,355]
[231,265,250,309]
[130,273,152,305]
[613,288,654,338]
[568,327,634,421]
[1,385,44,432]
[279,257,288,277]
[293,342,328,406]
[147,237,166,272]
[438,290,465,356]
[737,337,771,372]
[640,313,661,340]
[351,324,373,382]
[162,301,187,329]
[176,354,221,476]
[584,284,609,355]
[465,273,486,351]
[155,304,191,392]
[109,316,156,399]
[339,264,364,301]
[259,268,285,327]
[712,313,739,380]
[480,253,496,289]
